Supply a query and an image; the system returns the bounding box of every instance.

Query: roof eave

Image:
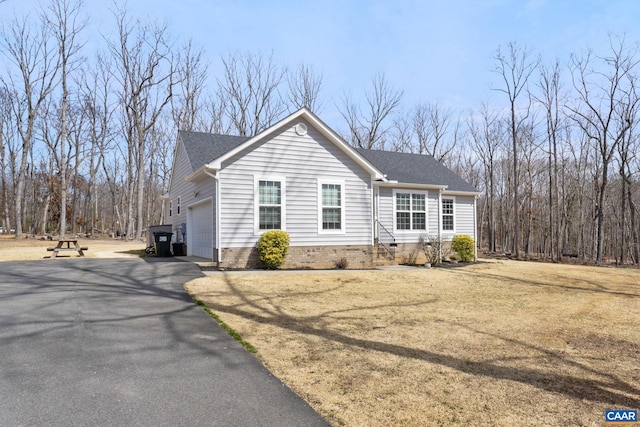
[374,181,448,190]
[442,189,482,197]
[185,165,208,182]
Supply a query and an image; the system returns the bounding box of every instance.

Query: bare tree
[629,137,640,263]
[218,51,286,136]
[410,102,457,162]
[197,92,230,134]
[390,113,413,153]
[567,35,640,263]
[536,59,564,261]
[615,80,640,264]
[0,84,13,233]
[286,62,324,113]
[1,13,60,237]
[38,98,64,234]
[469,103,505,253]
[517,114,543,257]
[146,117,174,225]
[492,42,540,258]
[340,73,403,149]
[67,100,89,234]
[45,0,86,237]
[616,120,638,264]
[171,40,207,132]
[411,103,430,154]
[562,128,595,259]
[78,53,114,236]
[107,6,177,240]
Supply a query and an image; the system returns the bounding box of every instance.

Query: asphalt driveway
[0,258,329,426]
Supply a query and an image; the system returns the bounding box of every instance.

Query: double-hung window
[395,192,426,231]
[441,197,455,231]
[169,201,173,218]
[258,180,283,230]
[321,183,342,230]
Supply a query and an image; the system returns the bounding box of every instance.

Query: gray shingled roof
[179,130,477,192]
[357,148,478,192]
[179,130,249,172]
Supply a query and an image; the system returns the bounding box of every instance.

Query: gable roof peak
[202,109,385,180]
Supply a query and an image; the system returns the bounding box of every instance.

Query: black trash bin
[172,242,185,256]
[153,232,173,257]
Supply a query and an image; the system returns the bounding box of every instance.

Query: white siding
[377,188,476,244]
[167,143,192,230]
[376,187,394,243]
[167,141,217,247]
[219,120,373,248]
[377,187,394,232]
[452,195,476,236]
[428,191,440,234]
[377,187,438,244]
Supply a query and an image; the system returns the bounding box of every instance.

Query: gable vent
[294,123,308,136]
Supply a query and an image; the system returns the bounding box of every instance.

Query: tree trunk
[59,70,68,238]
[548,145,554,260]
[554,138,561,261]
[489,167,496,252]
[14,137,31,238]
[628,182,640,264]
[596,161,608,263]
[0,127,10,234]
[619,173,626,264]
[135,137,145,241]
[510,103,520,258]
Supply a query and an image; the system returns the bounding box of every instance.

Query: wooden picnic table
[47,239,88,258]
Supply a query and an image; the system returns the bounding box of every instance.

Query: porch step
[374,241,396,266]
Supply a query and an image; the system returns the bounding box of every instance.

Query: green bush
[451,234,475,262]
[257,230,290,269]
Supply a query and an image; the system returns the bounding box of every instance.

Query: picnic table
[47,239,88,258]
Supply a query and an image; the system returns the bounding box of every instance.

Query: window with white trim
[395,192,426,231]
[258,180,282,230]
[442,197,454,231]
[177,197,181,215]
[169,201,172,217]
[321,183,343,231]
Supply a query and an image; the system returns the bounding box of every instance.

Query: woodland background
[1,0,639,264]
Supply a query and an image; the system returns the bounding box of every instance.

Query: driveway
[0,258,329,426]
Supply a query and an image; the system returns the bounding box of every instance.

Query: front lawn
[186,260,640,426]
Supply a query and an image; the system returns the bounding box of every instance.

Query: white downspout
[204,168,221,266]
[373,185,379,242]
[474,194,479,260]
[438,189,443,263]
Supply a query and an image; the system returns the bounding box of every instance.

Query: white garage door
[188,200,213,260]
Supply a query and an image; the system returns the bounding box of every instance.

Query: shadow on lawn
[200,272,640,409]
[447,267,640,298]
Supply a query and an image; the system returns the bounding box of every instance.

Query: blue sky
[5,0,640,127]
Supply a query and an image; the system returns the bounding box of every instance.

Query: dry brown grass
[0,234,145,260]
[186,261,640,426]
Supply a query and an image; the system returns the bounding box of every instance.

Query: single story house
[165,108,479,268]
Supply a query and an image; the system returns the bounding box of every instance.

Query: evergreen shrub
[257,230,290,269]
